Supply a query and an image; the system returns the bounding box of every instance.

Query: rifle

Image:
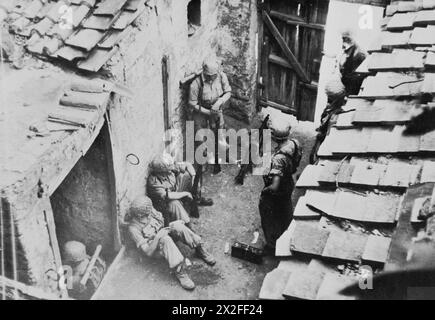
[189,164,202,218]
[234,114,270,185]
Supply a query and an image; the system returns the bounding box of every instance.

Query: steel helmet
[130,195,154,219]
[63,241,87,264]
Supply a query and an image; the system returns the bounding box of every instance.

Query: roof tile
[83,14,116,30]
[65,28,105,51]
[322,229,367,262]
[112,8,144,30]
[71,4,91,28]
[366,49,425,71]
[23,0,44,19]
[419,129,435,151]
[56,45,87,61]
[30,17,54,37]
[94,0,128,16]
[423,0,435,9]
[387,12,417,30]
[125,0,146,11]
[414,9,435,25]
[77,46,118,71]
[409,26,435,45]
[362,236,392,264]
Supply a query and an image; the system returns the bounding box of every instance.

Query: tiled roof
[5,0,147,72]
[261,0,435,300]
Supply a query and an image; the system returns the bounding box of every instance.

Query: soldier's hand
[183,192,194,200]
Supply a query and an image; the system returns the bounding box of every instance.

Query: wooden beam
[269,10,325,31]
[262,11,310,83]
[0,275,64,300]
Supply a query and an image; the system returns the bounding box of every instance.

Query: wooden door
[258,0,329,121]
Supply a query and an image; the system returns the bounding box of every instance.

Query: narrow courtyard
[92,119,316,300]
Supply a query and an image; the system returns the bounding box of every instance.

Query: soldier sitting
[127,195,215,290]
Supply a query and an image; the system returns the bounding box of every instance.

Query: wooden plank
[289,220,331,256]
[317,161,341,184]
[41,199,69,299]
[0,275,64,300]
[322,230,368,262]
[262,11,309,83]
[362,235,392,264]
[259,268,291,300]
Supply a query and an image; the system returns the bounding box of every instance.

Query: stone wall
[107,0,258,220]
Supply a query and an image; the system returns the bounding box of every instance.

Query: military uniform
[188,72,232,132]
[127,195,215,290]
[128,209,201,269]
[147,162,193,225]
[259,139,300,251]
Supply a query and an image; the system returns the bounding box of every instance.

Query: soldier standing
[259,120,301,255]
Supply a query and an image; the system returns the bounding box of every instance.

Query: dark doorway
[50,122,118,263]
[258,0,329,121]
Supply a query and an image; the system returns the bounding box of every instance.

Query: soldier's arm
[128,225,154,257]
[212,73,232,110]
[188,79,211,116]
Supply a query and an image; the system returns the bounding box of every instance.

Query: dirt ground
[93,115,316,300]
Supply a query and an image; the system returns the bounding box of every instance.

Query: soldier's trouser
[259,192,293,249]
[165,172,193,224]
[158,223,202,269]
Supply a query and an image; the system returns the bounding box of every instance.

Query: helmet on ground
[63,241,87,264]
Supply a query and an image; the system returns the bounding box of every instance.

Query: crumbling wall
[216,0,258,124]
[106,0,249,219]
